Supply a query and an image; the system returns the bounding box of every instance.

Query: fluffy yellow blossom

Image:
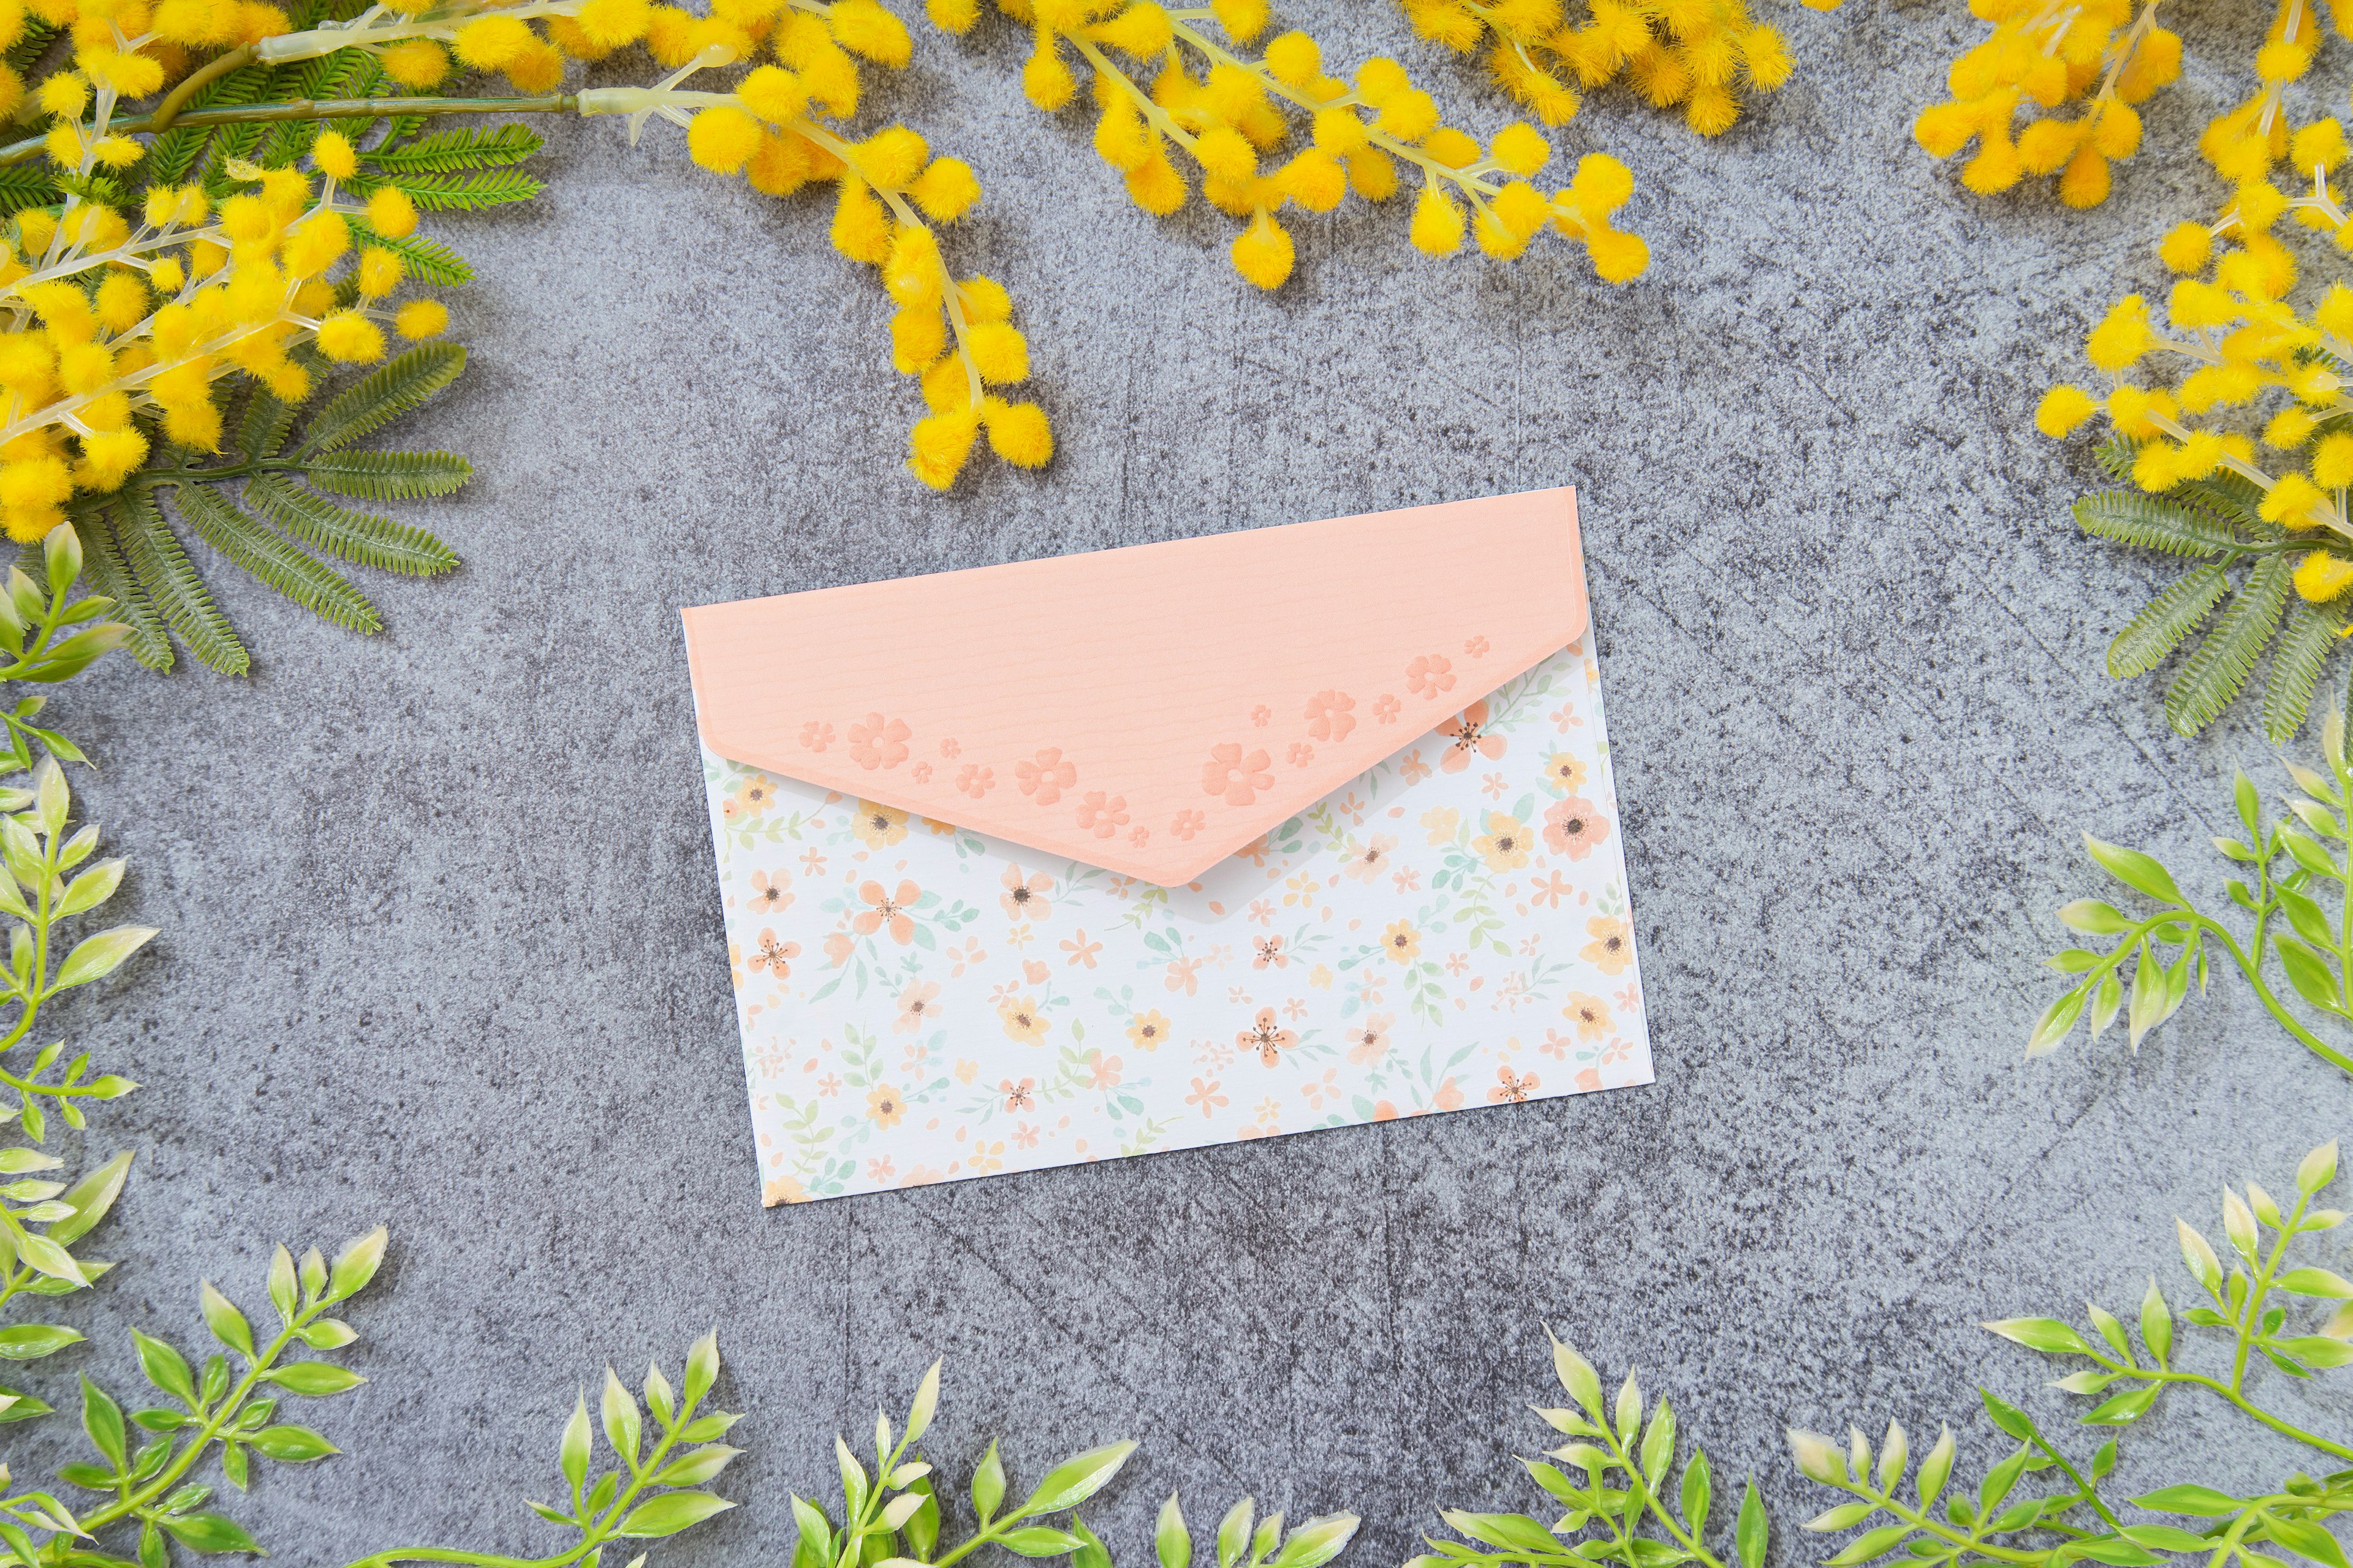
[1914,0,2180,206]
[1392,0,1804,138]
[937,0,1646,290]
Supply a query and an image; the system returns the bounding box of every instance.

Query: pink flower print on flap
[1406,654,1456,699]
[1016,748,1077,806]
[1203,743,1275,806]
[847,713,912,770]
[1304,689,1356,742]
[1075,792,1129,839]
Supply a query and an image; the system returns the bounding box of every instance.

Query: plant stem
[147,44,256,132]
[0,93,579,167]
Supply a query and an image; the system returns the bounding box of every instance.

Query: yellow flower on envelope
[684,487,1654,1203]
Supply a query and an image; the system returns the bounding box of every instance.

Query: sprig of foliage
[78,345,471,677]
[0,1224,389,1564]
[2070,439,2329,741]
[1150,1494,1358,1568]
[784,1361,1137,1568]
[350,1331,742,1568]
[1795,1140,2353,1568]
[2032,702,2353,1075]
[1412,1333,1770,1568]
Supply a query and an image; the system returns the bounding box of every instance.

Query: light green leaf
[1158,1494,1192,1568]
[613,1490,736,1539]
[1020,1440,1137,1515]
[197,1282,253,1359]
[1983,1318,2093,1355]
[51,924,157,990]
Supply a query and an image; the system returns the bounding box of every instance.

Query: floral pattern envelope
[683,490,1653,1203]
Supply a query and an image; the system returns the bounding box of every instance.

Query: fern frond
[2173,471,2271,532]
[2074,490,2240,557]
[298,447,472,501]
[153,59,276,184]
[348,169,543,211]
[3,18,56,73]
[257,50,379,167]
[2096,434,2140,483]
[298,343,465,455]
[2265,599,2341,742]
[338,223,471,285]
[2109,564,2232,678]
[76,506,172,671]
[0,164,59,218]
[174,482,382,634]
[238,383,297,462]
[363,124,544,174]
[2165,555,2292,736]
[118,485,246,675]
[244,473,458,577]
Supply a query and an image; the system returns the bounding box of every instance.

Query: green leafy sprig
[1150,1494,1358,1568]
[349,1331,743,1568]
[1796,1140,2353,1568]
[788,1362,1138,1568]
[0,1224,388,1565]
[1412,1333,1770,1568]
[2033,704,2353,1075]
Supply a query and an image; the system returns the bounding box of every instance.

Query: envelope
[683,487,1653,1204]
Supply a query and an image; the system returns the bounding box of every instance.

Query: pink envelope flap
[681,487,1589,887]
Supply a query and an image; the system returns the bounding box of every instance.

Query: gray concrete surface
[9,0,2352,1559]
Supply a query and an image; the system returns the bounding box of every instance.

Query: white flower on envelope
[683,487,1652,1205]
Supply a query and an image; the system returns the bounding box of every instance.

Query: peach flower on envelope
[1202,742,1274,806]
[1582,916,1632,975]
[1304,689,1356,741]
[1342,834,1396,882]
[1406,654,1455,699]
[1016,748,1077,805]
[1437,700,1506,773]
[1000,866,1053,920]
[847,713,911,770]
[1544,797,1612,860]
[853,880,921,944]
[1075,792,1129,838]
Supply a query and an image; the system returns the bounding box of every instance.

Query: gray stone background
[9,0,2352,1558]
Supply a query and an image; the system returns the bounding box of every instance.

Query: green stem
[146,44,256,132]
[73,1298,328,1536]
[2181,912,2352,1072]
[0,93,580,167]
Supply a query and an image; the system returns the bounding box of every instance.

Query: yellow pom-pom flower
[2035,385,2097,437]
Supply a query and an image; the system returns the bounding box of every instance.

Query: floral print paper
[700,635,1652,1205]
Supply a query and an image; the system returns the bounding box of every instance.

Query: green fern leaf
[3,18,55,73]
[116,485,246,675]
[2096,434,2139,483]
[244,472,458,577]
[0,164,58,218]
[174,483,382,634]
[238,384,297,462]
[338,222,472,286]
[256,50,380,168]
[2074,490,2240,556]
[348,169,544,211]
[152,58,276,185]
[2109,564,2232,678]
[2166,555,2292,735]
[2265,597,2341,742]
[363,123,544,174]
[299,447,472,502]
[297,343,465,455]
[2173,471,2271,532]
[77,506,172,671]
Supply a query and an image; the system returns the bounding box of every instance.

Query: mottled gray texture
[4,0,2347,1560]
